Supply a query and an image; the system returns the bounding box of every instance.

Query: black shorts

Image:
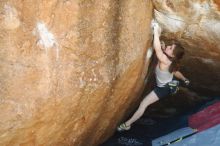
[153,85,171,99]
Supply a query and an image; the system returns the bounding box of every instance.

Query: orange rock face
[153,0,220,95]
[0,0,153,146]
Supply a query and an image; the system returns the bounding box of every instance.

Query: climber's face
[165,44,175,58]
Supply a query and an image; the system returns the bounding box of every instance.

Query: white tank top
[155,64,173,87]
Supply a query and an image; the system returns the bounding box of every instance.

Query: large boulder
[153,0,220,96]
[0,0,153,146]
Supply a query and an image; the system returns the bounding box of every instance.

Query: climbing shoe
[117,123,131,132]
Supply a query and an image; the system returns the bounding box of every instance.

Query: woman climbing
[117,22,190,132]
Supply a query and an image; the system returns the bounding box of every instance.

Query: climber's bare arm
[153,25,168,64]
[174,71,187,81]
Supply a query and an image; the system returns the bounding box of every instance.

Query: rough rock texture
[0,0,153,146]
[153,0,220,96]
[2,0,220,145]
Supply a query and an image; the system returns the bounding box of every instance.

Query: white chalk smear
[36,22,56,48]
[192,56,215,65]
[201,58,215,64]
[34,22,60,59]
[147,48,153,59]
[4,4,17,18]
[3,4,20,29]
[192,2,210,16]
[154,9,185,33]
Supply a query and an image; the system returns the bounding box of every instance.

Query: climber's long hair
[163,40,185,73]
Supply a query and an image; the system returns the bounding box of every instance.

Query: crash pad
[152,127,196,146]
[172,124,220,146]
[188,101,220,131]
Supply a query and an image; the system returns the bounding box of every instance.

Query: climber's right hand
[151,20,161,35]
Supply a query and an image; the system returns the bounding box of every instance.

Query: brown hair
[164,40,185,72]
